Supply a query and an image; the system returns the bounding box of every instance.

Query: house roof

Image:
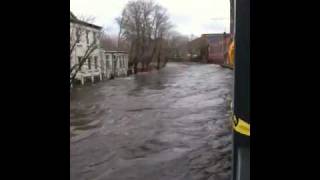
[70,12,77,20]
[70,11,102,30]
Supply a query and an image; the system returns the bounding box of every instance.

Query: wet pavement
[70,62,233,180]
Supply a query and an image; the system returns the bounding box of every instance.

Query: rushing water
[70,62,233,180]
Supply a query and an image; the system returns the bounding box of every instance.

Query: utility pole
[230,0,235,36]
[232,0,250,179]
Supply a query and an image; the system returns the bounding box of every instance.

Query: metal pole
[232,0,250,179]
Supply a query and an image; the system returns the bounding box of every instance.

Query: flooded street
[70,62,233,180]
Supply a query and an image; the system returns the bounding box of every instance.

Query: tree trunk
[157,39,162,69]
[134,63,138,74]
[162,57,168,67]
[142,62,145,71]
[156,52,161,70]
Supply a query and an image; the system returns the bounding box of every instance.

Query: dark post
[232,0,250,179]
[230,0,235,36]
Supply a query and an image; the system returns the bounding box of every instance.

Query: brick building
[202,33,231,64]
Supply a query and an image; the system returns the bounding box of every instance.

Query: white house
[70,12,104,85]
[103,51,129,78]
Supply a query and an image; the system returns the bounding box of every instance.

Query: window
[106,60,110,69]
[76,28,81,43]
[88,57,91,70]
[121,57,124,68]
[93,32,97,44]
[86,30,90,44]
[77,56,82,70]
[94,56,98,69]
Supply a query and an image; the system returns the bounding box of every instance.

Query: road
[70,62,233,180]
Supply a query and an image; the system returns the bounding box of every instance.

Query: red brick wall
[205,34,230,64]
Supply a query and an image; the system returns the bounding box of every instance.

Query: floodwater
[70,62,233,180]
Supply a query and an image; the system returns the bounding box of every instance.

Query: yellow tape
[233,115,250,136]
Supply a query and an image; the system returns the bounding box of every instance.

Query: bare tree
[167,31,189,60]
[100,28,118,51]
[100,34,118,51]
[150,4,171,69]
[116,0,172,73]
[115,9,127,51]
[187,34,204,61]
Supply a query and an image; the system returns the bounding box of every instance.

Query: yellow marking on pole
[233,115,250,136]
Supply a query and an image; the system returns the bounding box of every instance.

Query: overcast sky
[70,0,230,37]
